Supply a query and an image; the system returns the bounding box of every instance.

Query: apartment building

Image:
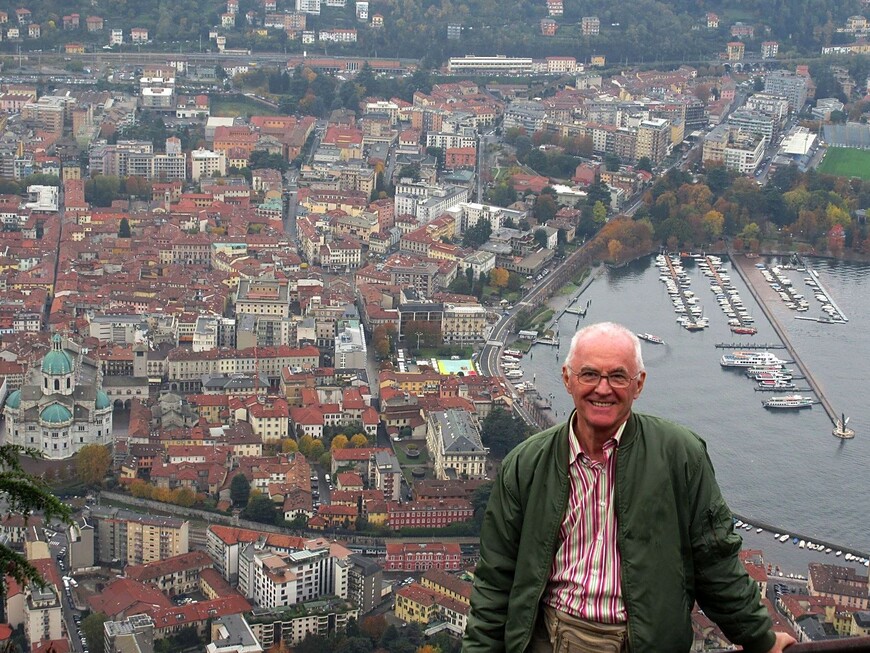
[89,506,189,565]
[239,546,348,608]
[635,118,670,165]
[764,71,808,113]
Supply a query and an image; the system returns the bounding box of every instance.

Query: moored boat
[636,333,665,345]
[731,326,758,335]
[763,395,815,410]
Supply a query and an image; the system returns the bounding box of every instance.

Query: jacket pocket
[704,498,736,557]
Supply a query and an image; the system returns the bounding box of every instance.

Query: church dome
[41,335,73,375]
[5,390,20,409]
[40,403,72,424]
[95,390,111,410]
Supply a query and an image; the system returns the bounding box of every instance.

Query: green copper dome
[5,390,20,409]
[40,403,72,424]
[41,335,73,376]
[95,390,111,410]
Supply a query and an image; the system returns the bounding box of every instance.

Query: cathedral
[4,334,113,459]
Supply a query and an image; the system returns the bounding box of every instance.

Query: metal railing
[779,639,870,652]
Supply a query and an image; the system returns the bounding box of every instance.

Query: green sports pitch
[818,147,870,180]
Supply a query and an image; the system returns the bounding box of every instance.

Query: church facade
[4,334,113,459]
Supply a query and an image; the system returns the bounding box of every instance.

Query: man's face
[563,330,645,442]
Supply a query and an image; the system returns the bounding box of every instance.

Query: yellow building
[395,584,439,625]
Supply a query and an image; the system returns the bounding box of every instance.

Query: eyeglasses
[565,365,641,389]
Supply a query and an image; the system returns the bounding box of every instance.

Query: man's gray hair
[564,322,645,371]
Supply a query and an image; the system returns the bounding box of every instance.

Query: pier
[728,252,844,434]
[715,342,786,349]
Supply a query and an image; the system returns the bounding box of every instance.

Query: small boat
[825,547,832,554]
[836,550,842,557]
[735,520,744,528]
[799,540,805,548]
[636,333,665,345]
[731,326,758,335]
[774,533,781,539]
[833,413,855,439]
[756,528,763,534]
[779,534,790,543]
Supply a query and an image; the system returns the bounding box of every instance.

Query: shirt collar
[568,416,627,465]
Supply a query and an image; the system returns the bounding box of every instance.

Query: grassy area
[393,443,429,467]
[558,282,579,296]
[818,147,870,180]
[210,95,281,117]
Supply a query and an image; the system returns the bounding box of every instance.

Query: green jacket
[463,412,775,653]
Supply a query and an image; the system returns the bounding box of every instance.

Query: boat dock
[728,252,844,433]
[715,342,787,349]
[799,256,849,322]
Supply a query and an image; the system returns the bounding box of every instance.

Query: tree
[350,434,369,448]
[241,492,278,525]
[481,407,528,458]
[76,445,111,487]
[463,218,492,247]
[281,438,299,453]
[636,156,653,173]
[118,217,131,238]
[533,228,549,249]
[332,434,349,450]
[533,194,557,223]
[593,201,608,225]
[230,473,251,508]
[81,612,108,653]
[490,267,509,288]
[0,445,72,587]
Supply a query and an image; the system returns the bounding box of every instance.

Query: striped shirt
[543,420,626,623]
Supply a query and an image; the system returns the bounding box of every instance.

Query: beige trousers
[528,605,628,653]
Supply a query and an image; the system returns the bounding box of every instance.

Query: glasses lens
[608,374,631,388]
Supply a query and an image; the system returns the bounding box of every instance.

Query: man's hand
[766,632,796,652]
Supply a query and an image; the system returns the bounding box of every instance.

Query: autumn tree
[281,438,299,453]
[350,434,369,448]
[76,444,111,487]
[331,435,349,450]
[490,267,509,288]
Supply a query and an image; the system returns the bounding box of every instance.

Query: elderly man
[464,322,794,653]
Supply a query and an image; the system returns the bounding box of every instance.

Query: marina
[517,253,868,552]
[728,253,846,437]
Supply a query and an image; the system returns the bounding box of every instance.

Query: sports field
[817,147,870,180]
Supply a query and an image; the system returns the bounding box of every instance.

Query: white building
[3,334,113,459]
[296,0,321,15]
[24,185,59,212]
[191,148,228,180]
[334,323,367,369]
[110,28,123,45]
[239,547,349,608]
[447,55,534,74]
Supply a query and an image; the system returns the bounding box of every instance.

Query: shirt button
[599,501,606,507]
[597,534,604,541]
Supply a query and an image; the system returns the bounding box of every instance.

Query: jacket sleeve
[688,446,776,653]
[463,459,524,653]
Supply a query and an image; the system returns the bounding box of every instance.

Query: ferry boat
[763,395,815,410]
[720,351,787,368]
[751,371,793,381]
[503,349,523,358]
[504,369,524,379]
[636,333,665,344]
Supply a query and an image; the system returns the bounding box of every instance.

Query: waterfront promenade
[728,251,842,433]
